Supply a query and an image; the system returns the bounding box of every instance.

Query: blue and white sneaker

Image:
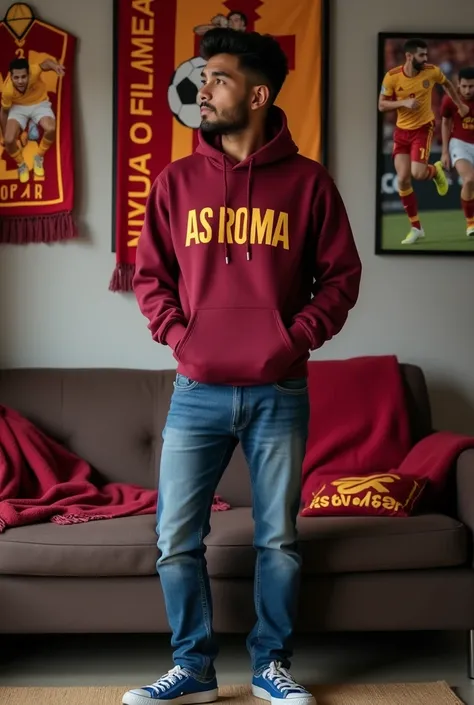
[252,661,316,705]
[122,666,218,705]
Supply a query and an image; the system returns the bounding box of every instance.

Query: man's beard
[413,59,425,71]
[200,100,250,135]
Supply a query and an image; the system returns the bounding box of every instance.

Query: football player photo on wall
[110,0,329,291]
[0,2,77,244]
[376,32,474,256]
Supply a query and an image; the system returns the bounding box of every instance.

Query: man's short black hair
[9,57,29,73]
[200,27,289,104]
[404,38,428,55]
[459,66,474,81]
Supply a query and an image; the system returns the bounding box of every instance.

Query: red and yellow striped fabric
[110,0,326,291]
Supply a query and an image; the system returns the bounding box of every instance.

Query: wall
[0,0,473,433]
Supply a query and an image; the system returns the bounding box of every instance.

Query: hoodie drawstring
[222,155,230,264]
[222,155,253,264]
[246,158,253,262]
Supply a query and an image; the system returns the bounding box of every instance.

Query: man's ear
[250,84,270,111]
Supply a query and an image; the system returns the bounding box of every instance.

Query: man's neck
[403,62,418,78]
[221,125,266,163]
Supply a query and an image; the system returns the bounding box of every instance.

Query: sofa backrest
[0,363,432,507]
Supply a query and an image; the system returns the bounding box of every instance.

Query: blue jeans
[156,373,310,681]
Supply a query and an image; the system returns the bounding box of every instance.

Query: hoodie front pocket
[175,308,298,385]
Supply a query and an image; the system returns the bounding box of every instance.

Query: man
[125,28,361,705]
[440,66,474,237]
[0,56,65,183]
[378,38,469,245]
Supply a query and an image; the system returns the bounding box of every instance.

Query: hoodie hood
[195,105,299,170]
[195,106,299,263]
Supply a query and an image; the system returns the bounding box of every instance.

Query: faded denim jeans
[156,373,310,681]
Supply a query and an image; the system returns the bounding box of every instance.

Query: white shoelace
[150,665,188,693]
[262,661,307,694]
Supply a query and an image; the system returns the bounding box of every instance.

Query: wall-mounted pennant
[109,0,329,292]
[0,3,77,243]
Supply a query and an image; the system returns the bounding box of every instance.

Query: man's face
[11,68,28,93]
[410,48,428,72]
[228,13,246,31]
[199,53,252,134]
[459,78,474,101]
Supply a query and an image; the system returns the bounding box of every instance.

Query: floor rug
[0,681,464,704]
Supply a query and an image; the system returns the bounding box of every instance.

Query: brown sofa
[1,363,474,675]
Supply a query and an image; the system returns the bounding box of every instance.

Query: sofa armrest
[456,449,474,536]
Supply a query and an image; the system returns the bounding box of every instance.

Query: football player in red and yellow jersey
[441,66,474,237]
[379,38,469,244]
[0,57,65,183]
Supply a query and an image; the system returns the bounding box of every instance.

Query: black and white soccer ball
[168,56,207,129]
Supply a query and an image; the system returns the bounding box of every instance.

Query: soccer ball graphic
[168,56,207,129]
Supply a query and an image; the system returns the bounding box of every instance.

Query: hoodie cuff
[289,320,312,353]
[165,322,187,351]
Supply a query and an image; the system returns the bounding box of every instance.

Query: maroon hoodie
[133,106,362,386]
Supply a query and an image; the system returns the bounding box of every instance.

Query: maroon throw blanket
[0,405,229,532]
[302,355,413,482]
[390,430,474,510]
[301,355,474,513]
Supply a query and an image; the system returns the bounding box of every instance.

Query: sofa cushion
[205,509,468,577]
[0,509,467,578]
[0,363,432,509]
[0,516,159,577]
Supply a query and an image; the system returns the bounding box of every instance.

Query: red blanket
[0,405,229,532]
[301,355,474,514]
[392,430,474,510]
[302,355,412,481]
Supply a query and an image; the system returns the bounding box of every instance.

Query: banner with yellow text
[0,3,76,244]
[110,0,328,291]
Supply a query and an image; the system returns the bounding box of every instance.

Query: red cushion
[300,472,427,518]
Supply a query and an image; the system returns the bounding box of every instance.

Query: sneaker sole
[123,688,218,705]
[252,685,316,705]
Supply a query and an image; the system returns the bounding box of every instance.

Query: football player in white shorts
[441,66,474,237]
[0,56,65,183]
